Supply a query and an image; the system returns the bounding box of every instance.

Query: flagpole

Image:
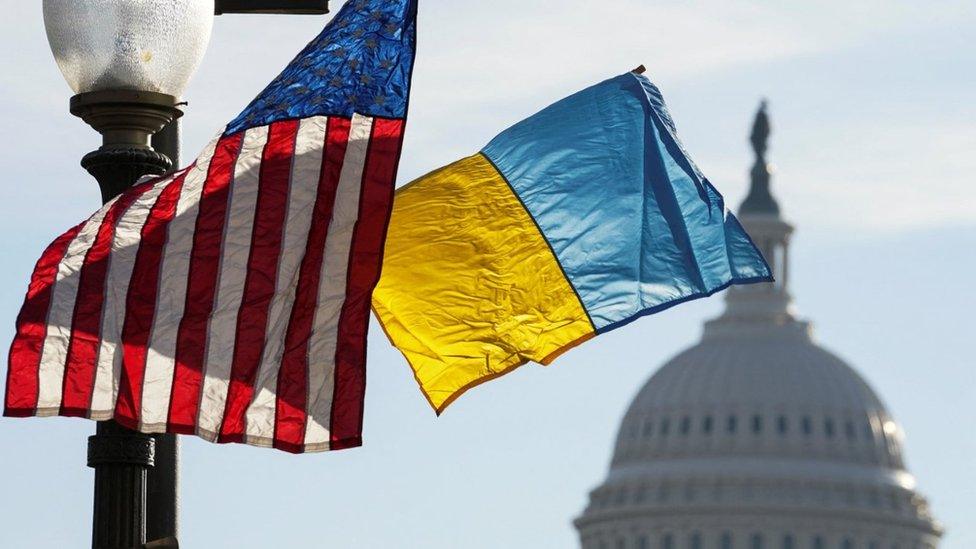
[145,121,181,549]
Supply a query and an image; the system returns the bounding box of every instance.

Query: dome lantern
[717,101,797,329]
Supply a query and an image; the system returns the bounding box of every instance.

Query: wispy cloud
[3,0,974,235]
[787,120,976,231]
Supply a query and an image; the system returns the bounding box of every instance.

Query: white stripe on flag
[88,172,184,418]
[35,196,122,413]
[303,114,373,447]
[139,136,222,429]
[196,125,270,439]
[244,117,329,444]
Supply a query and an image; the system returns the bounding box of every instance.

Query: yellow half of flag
[372,154,594,413]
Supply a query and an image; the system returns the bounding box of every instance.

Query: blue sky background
[1,1,973,547]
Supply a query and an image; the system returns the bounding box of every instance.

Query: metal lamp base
[81,148,172,203]
[70,90,184,150]
[70,90,183,200]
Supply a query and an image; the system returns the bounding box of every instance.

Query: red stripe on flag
[60,186,157,417]
[218,120,299,443]
[272,117,351,452]
[167,134,245,433]
[4,223,85,416]
[114,172,191,427]
[329,118,405,449]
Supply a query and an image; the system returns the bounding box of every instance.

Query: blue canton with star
[225,0,417,135]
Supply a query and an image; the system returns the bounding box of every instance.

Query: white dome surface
[612,328,902,472]
[575,105,940,549]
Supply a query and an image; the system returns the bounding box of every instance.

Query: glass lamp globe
[43,0,215,97]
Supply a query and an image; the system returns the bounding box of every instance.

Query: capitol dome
[574,103,941,549]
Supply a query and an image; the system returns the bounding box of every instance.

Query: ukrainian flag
[373,72,772,413]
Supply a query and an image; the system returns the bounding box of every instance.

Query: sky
[0,1,974,547]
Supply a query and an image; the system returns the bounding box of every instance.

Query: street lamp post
[43,1,330,547]
[43,2,213,547]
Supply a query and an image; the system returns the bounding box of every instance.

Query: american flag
[5,0,417,453]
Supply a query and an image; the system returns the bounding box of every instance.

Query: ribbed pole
[89,421,155,549]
